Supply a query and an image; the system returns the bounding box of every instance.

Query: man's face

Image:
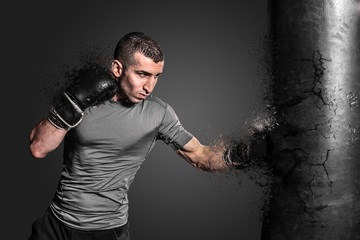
[117,52,164,103]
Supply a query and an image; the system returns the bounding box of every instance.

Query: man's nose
[143,77,157,93]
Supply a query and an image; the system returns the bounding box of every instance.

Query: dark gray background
[2,1,269,239]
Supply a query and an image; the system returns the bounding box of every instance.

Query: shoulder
[141,95,178,121]
[143,95,168,109]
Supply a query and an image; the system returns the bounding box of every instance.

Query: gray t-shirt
[50,96,193,230]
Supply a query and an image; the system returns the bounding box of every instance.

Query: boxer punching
[29,32,265,240]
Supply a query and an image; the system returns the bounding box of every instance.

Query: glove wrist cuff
[48,92,84,130]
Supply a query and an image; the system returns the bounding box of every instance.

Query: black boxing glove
[48,69,118,130]
[223,141,250,169]
[222,131,270,169]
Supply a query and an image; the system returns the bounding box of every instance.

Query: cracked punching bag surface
[262,0,360,239]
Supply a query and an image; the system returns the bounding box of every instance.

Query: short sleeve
[157,103,193,150]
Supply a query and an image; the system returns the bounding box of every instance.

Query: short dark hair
[114,32,164,69]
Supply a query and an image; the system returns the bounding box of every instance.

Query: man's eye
[138,73,145,77]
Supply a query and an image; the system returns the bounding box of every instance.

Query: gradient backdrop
[3,1,269,239]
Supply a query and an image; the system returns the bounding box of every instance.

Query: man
[29,32,248,240]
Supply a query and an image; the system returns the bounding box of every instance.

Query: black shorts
[28,208,130,240]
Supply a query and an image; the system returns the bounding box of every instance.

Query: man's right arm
[29,119,67,159]
[29,68,118,159]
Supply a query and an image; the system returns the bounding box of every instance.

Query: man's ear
[111,60,123,78]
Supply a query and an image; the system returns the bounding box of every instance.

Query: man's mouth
[138,93,148,99]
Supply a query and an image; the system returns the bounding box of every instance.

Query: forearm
[177,138,228,172]
[177,134,263,171]
[29,119,67,158]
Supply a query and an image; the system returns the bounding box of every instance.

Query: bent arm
[29,119,67,159]
[176,137,228,172]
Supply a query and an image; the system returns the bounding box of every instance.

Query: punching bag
[262,0,360,239]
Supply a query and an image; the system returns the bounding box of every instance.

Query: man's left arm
[175,137,228,172]
[176,126,270,172]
